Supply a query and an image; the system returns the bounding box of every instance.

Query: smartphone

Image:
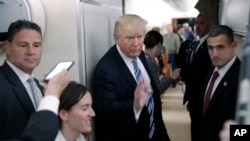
[44,61,74,81]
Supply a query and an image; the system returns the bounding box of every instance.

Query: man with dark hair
[197,25,241,141]
[0,20,69,140]
[144,30,180,94]
[183,13,213,141]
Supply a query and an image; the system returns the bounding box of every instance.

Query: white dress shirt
[204,56,237,101]
[54,131,86,141]
[6,60,59,114]
[116,45,153,121]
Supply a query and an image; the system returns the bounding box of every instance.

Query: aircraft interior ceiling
[162,0,199,11]
[1,0,249,42]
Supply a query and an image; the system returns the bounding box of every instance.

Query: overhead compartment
[0,0,45,41]
[219,0,250,37]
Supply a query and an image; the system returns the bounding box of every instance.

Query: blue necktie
[132,58,155,138]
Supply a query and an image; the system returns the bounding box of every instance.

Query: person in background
[0,19,62,140]
[197,25,241,141]
[183,22,195,41]
[163,24,181,88]
[176,24,186,42]
[152,26,168,77]
[151,26,161,33]
[182,13,213,141]
[55,81,95,141]
[93,14,171,141]
[144,30,180,94]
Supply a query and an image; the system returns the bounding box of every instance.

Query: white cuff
[37,95,59,115]
[134,108,142,122]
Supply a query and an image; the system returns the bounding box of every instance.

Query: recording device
[44,61,74,81]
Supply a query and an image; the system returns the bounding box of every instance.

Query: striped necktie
[132,58,155,138]
[27,77,43,109]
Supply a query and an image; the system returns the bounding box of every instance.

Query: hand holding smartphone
[44,61,74,81]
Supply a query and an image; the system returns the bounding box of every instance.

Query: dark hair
[59,81,89,111]
[177,24,183,30]
[144,30,163,49]
[208,25,234,43]
[7,20,42,42]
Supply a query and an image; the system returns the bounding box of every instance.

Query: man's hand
[133,78,149,112]
[219,120,237,141]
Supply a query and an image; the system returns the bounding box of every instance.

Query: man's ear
[114,35,119,44]
[231,41,237,49]
[4,41,10,54]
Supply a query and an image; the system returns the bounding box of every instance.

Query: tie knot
[213,71,219,78]
[132,57,137,62]
[194,40,200,47]
[27,77,34,82]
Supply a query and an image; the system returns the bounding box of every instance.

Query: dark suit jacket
[183,39,212,141]
[184,40,212,110]
[0,61,44,139]
[93,45,170,141]
[198,57,241,141]
[3,111,59,141]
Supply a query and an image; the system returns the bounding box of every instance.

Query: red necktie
[203,71,219,113]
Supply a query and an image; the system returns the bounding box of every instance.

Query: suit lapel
[112,46,159,96]
[195,41,207,55]
[2,62,36,114]
[112,46,137,87]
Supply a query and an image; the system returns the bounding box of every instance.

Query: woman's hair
[144,30,163,49]
[59,81,89,111]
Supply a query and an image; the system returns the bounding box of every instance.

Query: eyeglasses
[124,35,144,43]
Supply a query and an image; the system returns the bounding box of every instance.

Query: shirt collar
[214,56,237,77]
[116,44,135,63]
[198,34,208,47]
[6,60,33,83]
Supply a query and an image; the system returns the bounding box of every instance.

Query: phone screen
[44,61,74,80]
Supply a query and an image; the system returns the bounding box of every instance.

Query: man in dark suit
[93,14,171,141]
[183,13,213,141]
[0,20,69,140]
[197,25,241,141]
[183,22,195,41]
[183,13,212,141]
[2,70,69,141]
